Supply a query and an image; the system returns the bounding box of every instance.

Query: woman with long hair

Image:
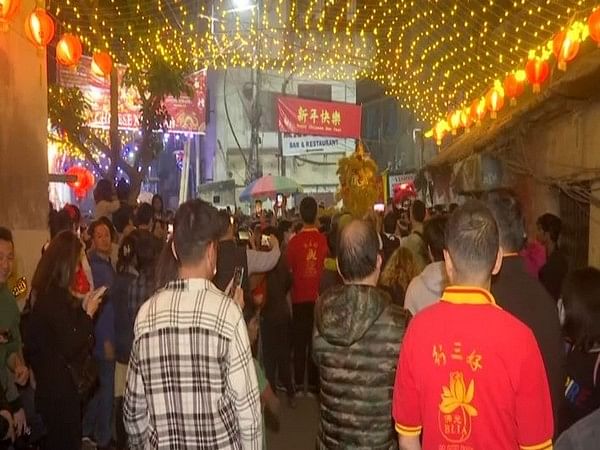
[559,267,600,434]
[25,231,102,450]
[378,247,420,307]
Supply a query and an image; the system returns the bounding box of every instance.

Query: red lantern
[66,166,95,199]
[460,107,473,129]
[448,110,462,135]
[91,51,113,77]
[0,0,20,32]
[588,9,600,46]
[486,87,505,119]
[24,8,54,49]
[525,58,549,94]
[553,31,580,71]
[470,98,487,123]
[56,33,83,68]
[503,72,526,106]
[433,120,450,146]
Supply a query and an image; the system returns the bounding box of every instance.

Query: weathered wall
[513,102,600,267]
[0,0,49,293]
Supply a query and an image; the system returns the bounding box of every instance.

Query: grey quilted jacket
[313,284,408,450]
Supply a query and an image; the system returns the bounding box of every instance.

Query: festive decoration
[448,111,462,135]
[56,33,83,68]
[503,71,526,106]
[470,98,487,124]
[525,57,550,94]
[392,181,416,204]
[433,120,450,146]
[66,166,95,198]
[24,8,54,50]
[589,9,600,45]
[91,52,113,77]
[0,0,19,32]
[485,82,505,119]
[553,31,581,71]
[459,107,473,130]
[336,142,380,218]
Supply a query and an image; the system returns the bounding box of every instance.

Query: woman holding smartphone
[25,231,102,450]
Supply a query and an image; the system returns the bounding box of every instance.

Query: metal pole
[248,0,262,182]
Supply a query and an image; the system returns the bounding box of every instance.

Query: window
[297,83,332,101]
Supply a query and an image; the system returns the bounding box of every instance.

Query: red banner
[57,56,206,134]
[277,96,361,139]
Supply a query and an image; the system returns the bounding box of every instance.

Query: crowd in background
[0,179,598,449]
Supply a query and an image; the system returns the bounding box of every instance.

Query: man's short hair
[445,200,499,281]
[337,220,380,282]
[383,213,398,234]
[173,199,221,265]
[411,200,426,223]
[485,190,526,253]
[89,217,116,240]
[0,227,13,245]
[300,197,318,225]
[116,178,130,201]
[424,216,447,262]
[537,213,562,243]
[136,203,154,227]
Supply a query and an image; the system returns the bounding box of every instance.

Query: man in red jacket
[286,197,328,394]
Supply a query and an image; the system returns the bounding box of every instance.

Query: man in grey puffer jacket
[404,216,447,316]
[313,220,408,450]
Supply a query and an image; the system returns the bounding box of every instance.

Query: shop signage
[281,133,354,156]
[277,95,362,139]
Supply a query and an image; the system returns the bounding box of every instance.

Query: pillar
[0,0,49,296]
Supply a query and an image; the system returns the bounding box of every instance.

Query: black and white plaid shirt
[124,278,262,450]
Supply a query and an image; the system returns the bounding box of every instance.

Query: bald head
[337,219,381,283]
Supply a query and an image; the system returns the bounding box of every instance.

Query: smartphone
[374,203,385,212]
[91,286,108,301]
[238,230,250,241]
[276,193,284,207]
[227,267,244,298]
[261,234,270,247]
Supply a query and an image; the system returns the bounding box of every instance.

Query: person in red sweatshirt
[286,197,328,394]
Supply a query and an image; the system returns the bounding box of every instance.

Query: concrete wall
[512,102,600,267]
[212,68,356,194]
[0,0,49,293]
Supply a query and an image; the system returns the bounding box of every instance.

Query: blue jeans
[83,359,115,447]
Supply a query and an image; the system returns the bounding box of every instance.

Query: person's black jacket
[24,285,93,403]
[491,255,566,429]
[539,248,569,302]
[263,256,292,325]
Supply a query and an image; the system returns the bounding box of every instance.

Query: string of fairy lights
[7,0,600,140]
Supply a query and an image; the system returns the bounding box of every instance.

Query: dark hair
[445,200,499,282]
[337,220,380,282]
[31,231,82,296]
[116,178,130,201]
[383,212,398,234]
[537,213,562,243]
[485,190,526,253]
[93,179,114,203]
[155,240,179,289]
[217,210,233,239]
[152,194,164,213]
[562,267,600,351]
[411,200,426,223]
[300,197,318,225]
[135,203,154,227]
[173,199,221,266]
[63,204,81,224]
[117,229,159,276]
[424,216,448,262]
[89,217,116,241]
[0,227,14,244]
[49,209,75,239]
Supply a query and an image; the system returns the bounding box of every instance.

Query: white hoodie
[404,261,447,316]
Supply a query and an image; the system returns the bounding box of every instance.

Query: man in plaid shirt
[124,200,262,449]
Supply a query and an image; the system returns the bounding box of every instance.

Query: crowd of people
[0,179,598,450]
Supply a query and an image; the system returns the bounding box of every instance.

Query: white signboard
[282,134,354,156]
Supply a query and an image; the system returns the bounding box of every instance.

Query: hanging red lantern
[66,166,95,199]
[486,85,505,119]
[56,33,83,68]
[448,110,462,135]
[0,0,20,32]
[433,120,450,146]
[470,97,487,123]
[91,51,113,77]
[24,8,54,50]
[553,31,580,71]
[588,9,600,46]
[525,58,550,93]
[460,106,473,129]
[503,71,526,106]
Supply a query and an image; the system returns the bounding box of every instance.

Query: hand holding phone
[227,267,245,308]
[83,286,107,318]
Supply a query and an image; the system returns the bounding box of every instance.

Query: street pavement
[266,393,319,449]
